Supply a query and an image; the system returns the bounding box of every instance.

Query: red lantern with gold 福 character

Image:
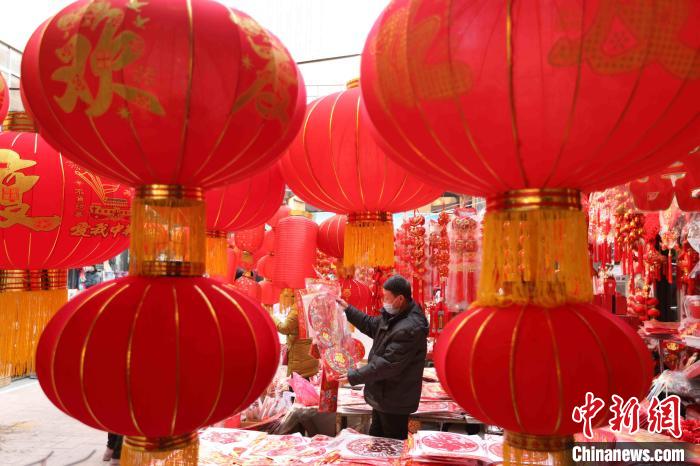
[280,81,442,268]
[26,1,305,464]
[0,73,9,122]
[205,165,285,279]
[0,112,131,378]
[362,0,698,462]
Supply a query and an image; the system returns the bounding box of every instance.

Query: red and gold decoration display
[447,209,481,310]
[338,277,371,314]
[0,73,9,122]
[361,0,699,461]
[205,165,285,278]
[280,80,441,268]
[1,112,131,378]
[27,1,304,464]
[234,226,266,274]
[405,214,428,306]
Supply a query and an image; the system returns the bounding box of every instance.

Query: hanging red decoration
[435,303,653,445]
[21,0,305,189]
[629,176,675,212]
[36,276,279,437]
[256,254,275,280]
[0,73,8,123]
[280,81,442,268]
[406,214,428,307]
[317,215,347,260]
[235,226,266,272]
[338,277,371,313]
[268,206,291,229]
[272,216,317,290]
[262,230,276,255]
[232,275,262,302]
[260,280,281,306]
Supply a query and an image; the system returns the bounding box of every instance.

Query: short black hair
[383,275,412,300]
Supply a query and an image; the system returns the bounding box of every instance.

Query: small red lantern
[232,275,262,302]
[36,276,279,440]
[318,215,346,260]
[272,216,317,290]
[235,226,266,272]
[268,206,291,229]
[339,278,371,313]
[260,280,281,306]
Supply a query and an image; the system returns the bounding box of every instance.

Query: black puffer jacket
[345,301,428,415]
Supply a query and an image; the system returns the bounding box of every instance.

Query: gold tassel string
[477,190,592,308]
[206,232,228,279]
[122,433,199,466]
[343,212,394,268]
[503,432,574,466]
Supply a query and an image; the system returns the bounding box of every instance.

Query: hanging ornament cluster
[615,210,646,276]
[679,241,699,295]
[447,209,481,310]
[406,214,428,306]
[433,212,451,291]
[24,0,305,463]
[315,249,336,280]
[627,286,661,322]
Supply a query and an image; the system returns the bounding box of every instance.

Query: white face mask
[383,303,399,315]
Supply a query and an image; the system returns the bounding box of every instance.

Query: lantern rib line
[171,285,181,436]
[126,284,150,437]
[32,17,129,183]
[199,124,264,187]
[51,282,117,415]
[223,180,252,231]
[353,94,367,210]
[544,308,564,433]
[212,187,228,231]
[27,232,32,266]
[329,91,353,207]
[174,0,196,183]
[87,116,142,183]
[194,285,226,425]
[443,307,486,407]
[193,6,246,181]
[506,0,530,187]
[468,308,498,425]
[509,305,526,431]
[446,0,509,191]
[557,0,656,187]
[53,240,99,270]
[3,237,15,267]
[42,150,66,267]
[400,1,492,194]
[79,283,130,431]
[212,284,259,414]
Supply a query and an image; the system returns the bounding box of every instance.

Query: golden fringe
[206,236,228,279]
[343,220,394,268]
[0,289,67,377]
[130,196,206,276]
[476,209,592,308]
[122,436,199,466]
[503,433,574,466]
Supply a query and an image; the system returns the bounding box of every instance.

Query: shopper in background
[272,305,319,379]
[336,275,429,440]
[103,434,122,464]
[83,265,102,289]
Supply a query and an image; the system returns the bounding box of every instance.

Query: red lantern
[232,275,262,302]
[361,0,700,196]
[339,278,371,313]
[260,280,281,306]
[272,216,317,290]
[235,227,266,255]
[435,303,653,443]
[0,73,8,123]
[256,254,275,280]
[629,176,675,211]
[226,246,241,283]
[318,215,346,260]
[262,230,276,255]
[21,0,305,189]
[268,206,291,229]
[280,82,442,267]
[36,276,279,438]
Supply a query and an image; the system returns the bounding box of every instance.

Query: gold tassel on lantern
[476,189,592,308]
[122,433,199,466]
[206,231,228,278]
[503,432,574,466]
[344,212,394,268]
[0,270,67,378]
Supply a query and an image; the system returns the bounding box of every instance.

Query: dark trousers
[369,409,409,440]
[107,433,123,459]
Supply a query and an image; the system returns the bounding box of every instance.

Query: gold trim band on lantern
[124,431,198,452]
[135,185,204,202]
[504,431,574,452]
[0,270,67,292]
[206,230,228,239]
[2,111,38,133]
[347,211,391,223]
[138,261,205,278]
[346,78,360,89]
[487,189,581,212]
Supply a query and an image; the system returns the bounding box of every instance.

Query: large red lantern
[280,82,442,267]
[0,73,8,122]
[36,276,279,448]
[435,303,653,442]
[272,216,317,290]
[0,112,131,378]
[339,277,371,313]
[205,165,285,278]
[318,214,346,260]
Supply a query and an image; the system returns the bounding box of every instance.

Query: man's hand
[336,298,349,310]
[337,375,349,386]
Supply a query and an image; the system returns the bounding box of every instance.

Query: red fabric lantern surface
[268,206,291,229]
[339,278,371,312]
[0,126,131,269]
[36,276,279,437]
[234,226,266,254]
[232,275,262,302]
[435,303,653,437]
[206,165,285,233]
[629,176,675,211]
[280,85,441,214]
[0,73,8,122]
[318,215,346,259]
[256,255,275,280]
[21,0,305,188]
[272,216,317,290]
[675,158,700,212]
[262,230,275,255]
[226,247,241,283]
[260,280,281,306]
[360,0,700,196]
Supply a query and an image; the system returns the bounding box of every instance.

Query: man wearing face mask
[336,275,428,440]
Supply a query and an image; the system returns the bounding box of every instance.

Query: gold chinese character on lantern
[52,0,164,117]
[90,222,109,237]
[0,149,61,231]
[70,221,91,237]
